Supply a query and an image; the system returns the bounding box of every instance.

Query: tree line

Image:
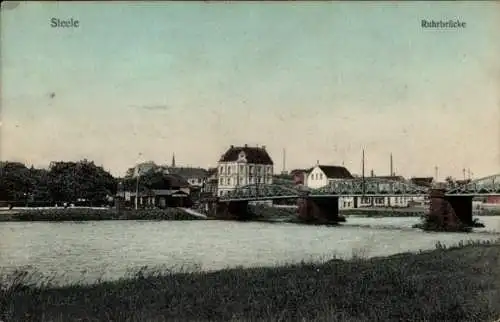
[0,160,117,207]
[0,160,190,207]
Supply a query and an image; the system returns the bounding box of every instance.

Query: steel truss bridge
[218,174,500,202]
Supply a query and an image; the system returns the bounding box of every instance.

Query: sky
[1,1,499,179]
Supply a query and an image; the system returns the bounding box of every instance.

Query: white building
[217,145,274,197]
[305,164,356,209]
[305,165,420,209]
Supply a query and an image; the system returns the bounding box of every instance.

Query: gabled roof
[219,145,273,165]
[316,165,353,179]
[290,168,313,175]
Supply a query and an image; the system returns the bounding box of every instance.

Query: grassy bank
[0,208,204,222]
[2,240,500,321]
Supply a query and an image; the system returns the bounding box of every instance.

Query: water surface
[1,216,499,285]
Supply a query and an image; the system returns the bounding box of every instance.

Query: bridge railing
[447,174,500,195]
[310,178,429,196]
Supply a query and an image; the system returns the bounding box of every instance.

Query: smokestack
[370,169,374,177]
[435,166,439,182]
[362,149,365,179]
[390,153,393,176]
[282,148,286,173]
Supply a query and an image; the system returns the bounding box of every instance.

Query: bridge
[209,174,500,225]
[219,177,430,202]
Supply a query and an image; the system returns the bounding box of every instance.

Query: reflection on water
[1,216,499,285]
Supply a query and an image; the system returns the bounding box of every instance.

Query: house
[305,164,355,209]
[410,177,434,188]
[217,144,274,196]
[125,173,192,208]
[202,167,218,196]
[357,175,417,208]
[306,164,354,188]
[290,168,313,186]
[165,167,208,188]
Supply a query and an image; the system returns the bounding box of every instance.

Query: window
[227,166,231,175]
[220,166,224,174]
[250,176,254,183]
[267,166,272,173]
[249,166,254,173]
[239,165,244,173]
[219,178,223,185]
[219,190,223,196]
[320,174,323,180]
[227,178,231,185]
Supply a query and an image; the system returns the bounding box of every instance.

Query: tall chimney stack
[282,148,286,174]
[390,153,393,176]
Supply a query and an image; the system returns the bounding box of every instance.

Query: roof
[219,145,273,165]
[316,165,353,179]
[164,167,208,178]
[207,167,217,176]
[150,189,188,196]
[147,174,190,190]
[410,177,434,187]
[290,168,313,175]
[371,175,406,182]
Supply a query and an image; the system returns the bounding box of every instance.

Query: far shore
[1,204,499,223]
[0,207,206,222]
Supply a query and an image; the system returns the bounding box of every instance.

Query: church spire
[171,153,176,168]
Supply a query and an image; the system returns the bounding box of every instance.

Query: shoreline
[2,239,500,321]
[0,208,206,222]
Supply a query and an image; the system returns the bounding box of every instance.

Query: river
[1,216,499,285]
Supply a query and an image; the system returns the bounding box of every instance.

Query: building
[410,177,434,188]
[356,175,416,208]
[165,167,208,188]
[306,164,354,189]
[202,167,218,196]
[217,144,274,196]
[290,168,313,186]
[124,173,192,208]
[305,164,355,209]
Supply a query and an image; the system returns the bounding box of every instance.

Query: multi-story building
[202,167,218,196]
[217,145,274,196]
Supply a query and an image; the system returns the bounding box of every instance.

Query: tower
[390,153,394,176]
[171,154,176,168]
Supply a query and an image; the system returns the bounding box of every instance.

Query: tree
[445,176,455,188]
[47,160,117,205]
[0,162,34,201]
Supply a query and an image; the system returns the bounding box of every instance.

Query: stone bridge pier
[297,196,340,223]
[215,200,250,220]
[428,189,473,228]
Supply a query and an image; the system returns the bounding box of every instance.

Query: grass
[0,208,204,222]
[2,239,500,321]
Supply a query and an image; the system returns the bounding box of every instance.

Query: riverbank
[2,239,500,322]
[0,207,205,222]
[341,207,500,218]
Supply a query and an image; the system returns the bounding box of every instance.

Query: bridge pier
[427,189,473,230]
[445,195,473,227]
[298,196,340,223]
[215,200,250,220]
[353,196,358,208]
